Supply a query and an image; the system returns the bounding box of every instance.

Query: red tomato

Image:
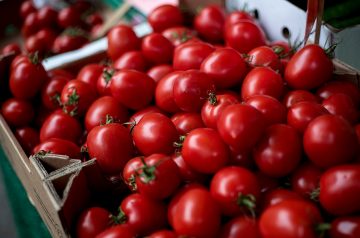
[77,64,104,92]
[225,11,255,28]
[322,93,359,124]
[261,189,303,211]
[142,33,174,64]
[162,27,197,46]
[291,162,323,199]
[287,101,329,133]
[147,64,173,83]
[107,25,140,61]
[148,230,177,238]
[61,79,97,116]
[210,166,260,216]
[133,113,178,156]
[129,106,165,125]
[319,165,360,215]
[114,51,148,72]
[76,207,111,238]
[173,41,215,70]
[259,200,323,238]
[330,216,360,238]
[200,48,247,89]
[1,98,34,127]
[52,32,89,54]
[241,67,284,100]
[283,89,319,108]
[225,21,266,53]
[171,153,207,183]
[22,12,39,37]
[20,0,36,19]
[173,70,216,112]
[194,5,225,42]
[1,43,21,55]
[155,71,181,113]
[37,6,57,28]
[123,156,143,191]
[85,96,129,132]
[86,13,103,26]
[96,68,114,96]
[285,44,333,90]
[270,41,293,59]
[33,138,80,159]
[25,35,46,55]
[169,185,221,238]
[14,127,39,155]
[182,128,229,174]
[36,28,57,52]
[41,76,69,110]
[171,112,205,135]
[245,95,286,127]
[96,225,136,238]
[247,46,281,71]
[220,216,260,238]
[57,6,83,28]
[254,124,302,177]
[135,154,181,200]
[120,193,167,236]
[304,115,358,168]
[148,5,183,32]
[110,70,156,110]
[217,104,265,152]
[87,123,134,174]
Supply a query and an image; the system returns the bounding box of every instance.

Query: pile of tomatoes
[1,3,360,238]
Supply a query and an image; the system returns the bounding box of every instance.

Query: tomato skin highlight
[330,216,360,238]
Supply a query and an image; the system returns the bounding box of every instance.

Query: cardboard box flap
[333,58,360,86]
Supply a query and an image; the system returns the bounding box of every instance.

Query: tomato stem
[33,150,51,159]
[28,51,40,65]
[103,68,115,86]
[237,193,257,218]
[111,209,127,225]
[208,92,218,105]
[315,223,331,237]
[173,135,186,150]
[310,187,320,201]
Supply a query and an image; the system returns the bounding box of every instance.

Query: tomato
[210,166,260,216]
[133,113,178,156]
[86,13,103,26]
[261,189,303,211]
[87,123,134,175]
[33,138,80,159]
[1,43,21,55]
[283,89,319,108]
[220,216,260,238]
[148,5,183,32]
[96,225,136,238]
[171,153,207,183]
[147,64,173,83]
[194,5,225,42]
[304,115,358,168]
[76,207,111,238]
[37,6,58,28]
[245,95,286,127]
[25,35,46,55]
[169,185,221,238]
[77,64,104,92]
[285,44,333,90]
[162,27,197,46]
[1,98,34,127]
[119,193,167,236]
[225,11,255,28]
[41,76,69,110]
[20,0,36,19]
[85,96,129,132]
[155,71,181,113]
[247,46,281,71]
[107,25,140,61]
[322,93,359,124]
[52,31,89,54]
[36,28,57,52]
[182,128,229,174]
[241,67,284,101]
[14,127,39,155]
[110,69,156,110]
[217,104,265,152]
[135,154,181,200]
[270,41,292,59]
[200,48,247,89]
[142,33,174,64]
[173,41,215,70]
[114,51,148,72]
[171,112,205,135]
[22,12,39,37]
[57,6,83,28]
[225,21,266,53]
[259,200,323,238]
[40,110,82,144]
[291,162,323,199]
[319,165,360,215]
[96,68,114,96]
[10,55,47,100]
[330,216,360,238]
[123,156,143,191]
[129,106,165,125]
[173,70,216,112]
[287,101,329,133]
[148,230,177,238]
[61,79,97,116]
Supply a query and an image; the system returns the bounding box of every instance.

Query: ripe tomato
[173,41,215,70]
[148,230,177,238]
[41,76,69,110]
[36,28,57,52]
[283,89,319,108]
[76,207,111,238]
[85,96,129,132]
[162,27,197,46]
[225,21,266,53]
[259,200,323,238]
[57,6,83,28]
[25,35,46,55]
[304,115,358,168]
[129,106,165,125]
[141,33,174,64]
[168,185,221,238]
[254,124,302,177]
[217,104,265,152]
[87,123,134,174]
[86,13,103,26]
[148,5,183,33]
[171,153,208,183]
[96,225,136,238]
[114,51,148,72]
[20,0,36,19]
[225,10,255,28]
[322,93,359,124]
[14,127,39,155]
[22,12,39,37]
[261,189,303,211]
[287,101,329,133]
[1,98,34,127]
[173,70,215,112]
[77,64,104,92]
[182,128,229,174]
[155,71,181,113]
[147,64,173,83]
[52,32,89,54]
[220,216,260,238]
[110,70,156,110]
[194,5,225,42]
[285,44,333,90]
[2,43,21,55]
[200,48,247,89]
[107,25,140,61]
[319,165,360,215]
[135,154,181,200]
[33,138,80,159]
[171,112,205,135]
[133,113,178,156]
[96,68,114,96]
[210,166,260,216]
[123,156,143,191]
[330,216,360,238]
[291,162,323,199]
[247,46,281,71]
[37,6,57,28]
[241,67,284,101]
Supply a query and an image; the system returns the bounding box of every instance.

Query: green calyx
[237,193,257,217]
[111,208,127,225]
